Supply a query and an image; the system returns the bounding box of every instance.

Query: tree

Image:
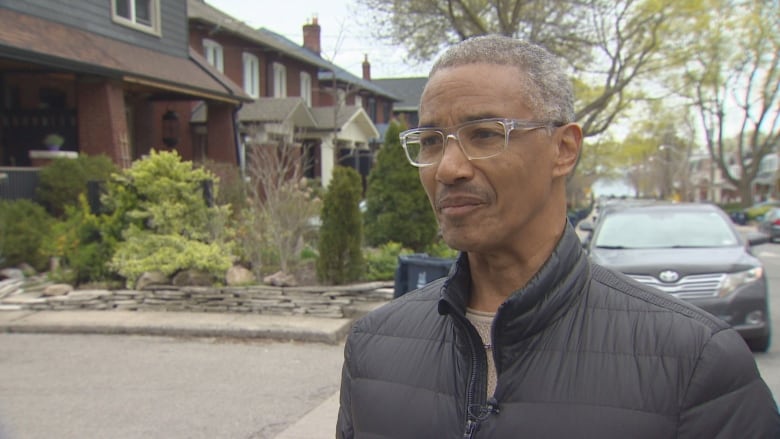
[364,120,438,251]
[674,0,780,206]
[317,166,365,284]
[356,0,699,137]
[240,136,321,276]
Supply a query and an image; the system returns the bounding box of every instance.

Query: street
[0,335,344,439]
[2,241,780,439]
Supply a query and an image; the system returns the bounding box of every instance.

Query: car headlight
[718,267,763,297]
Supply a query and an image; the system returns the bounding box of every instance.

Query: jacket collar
[438,222,590,341]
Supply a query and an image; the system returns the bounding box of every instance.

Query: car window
[594,210,738,249]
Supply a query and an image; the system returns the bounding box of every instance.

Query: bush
[317,166,365,284]
[0,199,54,271]
[364,120,438,252]
[35,154,118,217]
[104,150,235,287]
[363,242,413,281]
[44,195,121,285]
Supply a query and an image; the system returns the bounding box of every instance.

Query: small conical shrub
[317,166,364,284]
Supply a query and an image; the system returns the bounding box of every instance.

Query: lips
[436,194,487,216]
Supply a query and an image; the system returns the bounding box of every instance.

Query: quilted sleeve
[336,329,355,439]
[678,328,780,438]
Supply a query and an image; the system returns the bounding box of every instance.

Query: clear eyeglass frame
[399,118,563,167]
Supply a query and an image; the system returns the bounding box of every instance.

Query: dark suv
[584,202,771,351]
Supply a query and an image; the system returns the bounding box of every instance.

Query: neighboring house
[0,0,250,194]
[753,152,779,202]
[373,77,427,131]
[188,0,399,187]
[687,153,739,204]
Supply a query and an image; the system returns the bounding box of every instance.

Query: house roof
[191,0,400,101]
[191,97,318,127]
[373,77,427,111]
[310,105,380,140]
[238,97,317,127]
[0,8,250,104]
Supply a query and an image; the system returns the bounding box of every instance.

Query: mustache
[435,184,491,208]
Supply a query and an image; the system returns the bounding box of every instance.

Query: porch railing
[0,167,41,201]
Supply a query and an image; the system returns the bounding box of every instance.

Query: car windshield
[594,210,739,249]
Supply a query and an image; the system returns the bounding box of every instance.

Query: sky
[205,0,433,79]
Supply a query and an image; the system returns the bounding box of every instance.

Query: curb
[0,310,356,344]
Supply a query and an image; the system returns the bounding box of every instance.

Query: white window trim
[354,95,362,107]
[300,72,312,106]
[203,39,224,73]
[273,63,287,98]
[243,53,260,98]
[111,0,161,36]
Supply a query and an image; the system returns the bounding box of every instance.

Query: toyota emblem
[659,270,680,283]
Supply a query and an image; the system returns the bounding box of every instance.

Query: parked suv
[585,202,771,351]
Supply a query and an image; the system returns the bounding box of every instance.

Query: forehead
[419,63,533,125]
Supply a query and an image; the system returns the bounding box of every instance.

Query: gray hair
[428,35,575,124]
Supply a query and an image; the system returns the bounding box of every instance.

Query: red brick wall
[76,79,131,168]
[206,102,237,164]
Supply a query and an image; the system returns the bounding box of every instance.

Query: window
[243,53,260,98]
[300,72,312,105]
[273,63,287,98]
[111,0,160,35]
[354,95,362,108]
[203,39,224,73]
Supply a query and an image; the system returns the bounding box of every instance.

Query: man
[336,35,780,438]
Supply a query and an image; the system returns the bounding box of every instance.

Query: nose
[434,134,473,183]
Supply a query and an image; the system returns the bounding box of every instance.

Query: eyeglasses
[399,118,563,167]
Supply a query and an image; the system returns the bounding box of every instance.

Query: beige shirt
[465,308,497,398]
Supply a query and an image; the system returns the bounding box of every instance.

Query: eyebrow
[417,113,502,129]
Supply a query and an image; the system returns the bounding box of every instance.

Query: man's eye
[469,128,502,140]
[420,134,443,147]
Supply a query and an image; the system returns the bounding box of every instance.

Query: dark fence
[0,167,40,201]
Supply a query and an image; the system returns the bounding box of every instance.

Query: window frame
[203,39,224,73]
[300,71,312,105]
[111,0,161,36]
[273,63,287,98]
[243,53,260,98]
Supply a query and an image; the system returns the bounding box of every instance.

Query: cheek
[419,169,437,202]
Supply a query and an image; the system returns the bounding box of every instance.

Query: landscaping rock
[226,265,256,286]
[41,283,73,297]
[136,271,170,290]
[0,268,24,281]
[172,269,214,287]
[263,271,298,287]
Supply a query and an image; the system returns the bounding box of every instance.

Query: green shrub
[35,154,118,217]
[363,242,413,281]
[104,150,235,287]
[0,199,54,271]
[425,239,459,259]
[364,120,438,252]
[44,195,121,285]
[110,227,233,283]
[317,166,365,284]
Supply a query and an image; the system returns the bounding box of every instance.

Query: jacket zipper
[453,314,490,438]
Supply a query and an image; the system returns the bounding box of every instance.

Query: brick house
[0,0,251,199]
[188,0,398,187]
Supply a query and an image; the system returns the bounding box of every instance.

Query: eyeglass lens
[405,120,507,165]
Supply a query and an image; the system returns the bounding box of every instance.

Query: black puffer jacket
[337,224,780,438]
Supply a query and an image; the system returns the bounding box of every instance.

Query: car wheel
[747,335,771,352]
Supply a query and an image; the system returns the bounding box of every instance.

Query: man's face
[417,63,565,254]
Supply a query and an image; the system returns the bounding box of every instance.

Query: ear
[552,123,583,178]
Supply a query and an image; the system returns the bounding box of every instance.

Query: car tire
[747,335,771,353]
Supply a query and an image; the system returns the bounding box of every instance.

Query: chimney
[302,17,321,55]
[362,54,371,80]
